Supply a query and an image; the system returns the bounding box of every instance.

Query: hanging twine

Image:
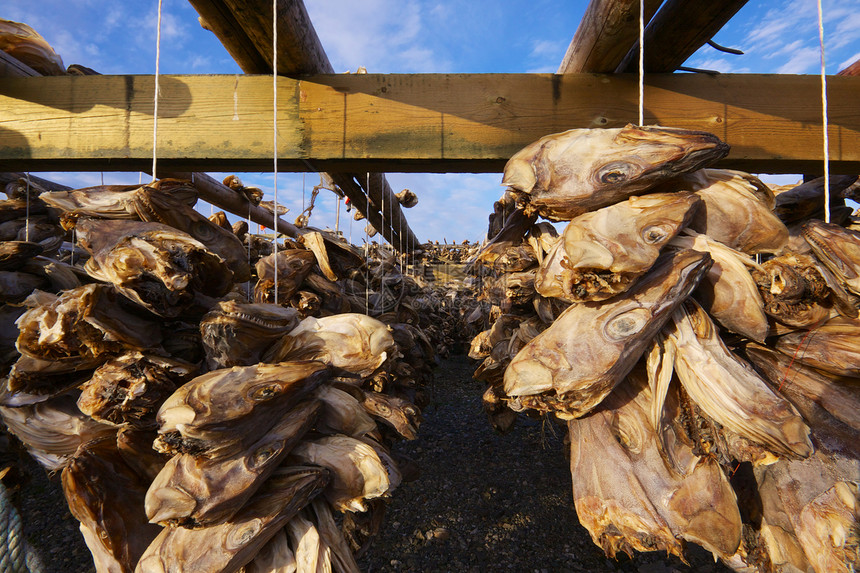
[272,0,280,305]
[366,172,371,315]
[24,173,30,243]
[817,0,830,223]
[152,0,163,180]
[638,0,645,126]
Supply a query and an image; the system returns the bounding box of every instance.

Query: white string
[817,0,830,223]
[366,173,370,315]
[152,0,163,181]
[638,0,644,126]
[24,173,30,243]
[272,0,280,305]
[247,202,252,301]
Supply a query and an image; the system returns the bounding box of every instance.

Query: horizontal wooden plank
[1,73,858,174]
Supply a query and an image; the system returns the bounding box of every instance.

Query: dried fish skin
[358,389,421,440]
[39,179,198,215]
[264,314,396,378]
[286,512,323,573]
[255,249,317,304]
[669,232,769,343]
[550,192,700,302]
[804,219,860,295]
[313,385,377,438]
[568,413,682,559]
[136,466,329,573]
[601,374,742,559]
[200,301,301,369]
[752,252,835,328]
[503,124,728,221]
[4,354,97,400]
[775,315,860,378]
[16,284,162,364]
[310,498,361,573]
[76,218,233,317]
[666,300,813,459]
[289,435,393,513]
[244,529,296,573]
[0,19,65,75]
[744,343,860,436]
[0,394,117,470]
[661,169,788,254]
[0,241,43,270]
[774,175,858,225]
[795,481,860,573]
[146,399,320,528]
[77,352,197,427]
[0,270,48,303]
[504,249,712,419]
[62,437,161,573]
[155,361,329,459]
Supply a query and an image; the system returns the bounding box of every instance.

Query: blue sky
[6,0,860,244]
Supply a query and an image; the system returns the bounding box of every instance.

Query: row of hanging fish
[0,172,446,573]
[468,124,860,573]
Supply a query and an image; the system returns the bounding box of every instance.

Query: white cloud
[839,51,860,70]
[777,46,821,74]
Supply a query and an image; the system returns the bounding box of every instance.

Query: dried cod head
[76,218,233,317]
[503,124,728,221]
[504,249,712,419]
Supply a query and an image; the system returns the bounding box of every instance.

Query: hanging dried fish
[503,124,728,221]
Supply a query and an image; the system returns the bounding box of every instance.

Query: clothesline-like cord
[152,0,163,181]
[366,172,371,315]
[638,0,644,126]
[272,0,280,305]
[817,0,830,223]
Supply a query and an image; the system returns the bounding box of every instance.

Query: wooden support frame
[1,73,859,174]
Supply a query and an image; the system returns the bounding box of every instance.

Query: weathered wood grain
[1,73,858,174]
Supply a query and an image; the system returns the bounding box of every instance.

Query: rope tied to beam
[152,0,163,180]
[272,0,280,305]
[638,0,645,126]
[817,0,831,223]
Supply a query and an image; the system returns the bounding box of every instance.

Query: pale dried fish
[255,249,317,304]
[665,300,813,459]
[289,435,393,513]
[155,361,329,459]
[146,399,320,528]
[804,219,860,295]
[264,314,396,378]
[775,315,860,378]
[136,466,329,573]
[537,192,699,302]
[504,249,712,419]
[503,124,727,221]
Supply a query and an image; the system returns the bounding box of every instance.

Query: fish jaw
[502,125,728,221]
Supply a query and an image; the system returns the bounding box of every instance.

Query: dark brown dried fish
[503,125,727,221]
[77,352,196,427]
[76,218,233,317]
[136,466,329,573]
[504,249,712,419]
[155,361,329,459]
[16,284,162,365]
[773,174,858,225]
[254,249,316,304]
[752,251,835,328]
[200,300,300,369]
[61,436,161,573]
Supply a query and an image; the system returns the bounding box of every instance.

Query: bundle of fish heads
[0,175,436,572]
[468,124,860,572]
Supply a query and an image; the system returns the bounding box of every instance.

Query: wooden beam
[616,0,748,73]
[558,0,662,74]
[0,51,40,79]
[1,73,859,174]
[189,0,418,251]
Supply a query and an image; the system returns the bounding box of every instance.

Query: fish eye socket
[249,384,279,401]
[642,225,670,244]
[604,308,650,340]
[252,445,279,466]
[597,162,632,185]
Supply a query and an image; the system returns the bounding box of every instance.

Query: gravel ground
[12,353,732,573]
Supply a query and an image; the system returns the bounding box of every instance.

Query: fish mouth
[620,125,730,177]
